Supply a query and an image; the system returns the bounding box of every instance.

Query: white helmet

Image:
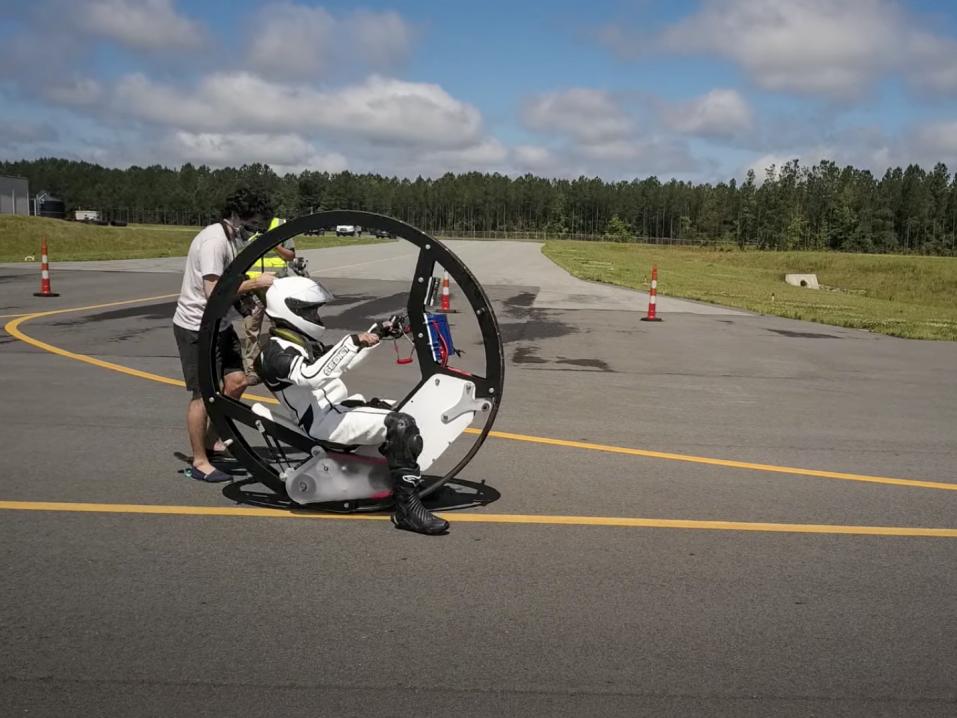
[265,276,334,340]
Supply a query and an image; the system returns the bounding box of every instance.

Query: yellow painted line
[5,294,956,493]
[1,500,955,537]
[3,294,277,404]
[4,294,179,321]
[5,294,186,388]
[465,429,957,493]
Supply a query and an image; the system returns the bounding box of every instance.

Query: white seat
[251,402,309,437]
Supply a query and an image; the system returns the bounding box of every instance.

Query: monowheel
[197,211,505,511]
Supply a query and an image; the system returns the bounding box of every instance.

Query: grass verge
[542,240,957,341]
[0,215,385,262]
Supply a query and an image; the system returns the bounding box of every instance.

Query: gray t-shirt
[173,223,239,331]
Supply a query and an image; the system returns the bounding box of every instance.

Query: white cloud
[519,88,701,177]
[350,10,416,69]
[522,88,634,144]
[248,3,335,78]
[99,71,510,175]
[912,121,957,157]
[0,121,59,147]
[578,139,645,161]
[513,145,557,168]
[663,89,753,138]
[659,0,900,96]
[330,76,480,147]
[581,137,700,174]
[76,0,203,50]
[248,3,414,79]
[112,72,484,149]
[599,0,957,100]
[744,153,803,181]
[166,131,348,172]
[906,33,957,95]
[734,121,957,182]
[425,138,509,166]
[44,77,104,107]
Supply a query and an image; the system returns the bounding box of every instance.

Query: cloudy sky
[3,0,957,182]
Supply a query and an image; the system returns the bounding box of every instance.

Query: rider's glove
[373,314,407,339]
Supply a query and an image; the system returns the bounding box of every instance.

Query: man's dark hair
[223,187,273,221]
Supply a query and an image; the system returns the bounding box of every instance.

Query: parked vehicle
[335,224,357,236]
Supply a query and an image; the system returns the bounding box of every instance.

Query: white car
[335,224,357,236]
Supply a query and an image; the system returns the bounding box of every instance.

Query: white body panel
[399,376,490,471]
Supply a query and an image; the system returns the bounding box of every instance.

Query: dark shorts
[174,323,244,399]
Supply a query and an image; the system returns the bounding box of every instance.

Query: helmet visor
[284,280,334,327]
[285,297,325,326]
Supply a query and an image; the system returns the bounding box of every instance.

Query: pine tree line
[3,157,957,254]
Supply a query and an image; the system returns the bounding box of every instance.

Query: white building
[0,175,30,216]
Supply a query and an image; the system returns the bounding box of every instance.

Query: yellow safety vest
[247,217,290,277]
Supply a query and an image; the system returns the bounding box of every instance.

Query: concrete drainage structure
[785,273,820,289]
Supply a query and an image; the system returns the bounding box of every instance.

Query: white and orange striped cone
[33,238,59,297]
[436,270,457,313]
[640,265,661,322]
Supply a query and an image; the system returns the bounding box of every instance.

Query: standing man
[238,216,296,386]
[172,188,275,482]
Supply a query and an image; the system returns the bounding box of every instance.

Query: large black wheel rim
[198,211,504,501]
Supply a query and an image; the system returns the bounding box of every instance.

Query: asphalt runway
[1,241,956,716]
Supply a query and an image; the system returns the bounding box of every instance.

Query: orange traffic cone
[436,270,457,313]
[33,238,59,297]
[640,265,661,322]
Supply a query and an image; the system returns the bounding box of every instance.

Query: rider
[255,276,449,536]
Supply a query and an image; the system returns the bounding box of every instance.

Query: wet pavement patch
[556,357,611,371]
[511,345,613,372]
[52,301,178,324]
[768,329,841,339]
[504,291,537,317]
[512,346,547,364]
[500,313,577,344]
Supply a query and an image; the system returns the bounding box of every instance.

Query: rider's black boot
[380,412,450,536]
[390,471,449,535]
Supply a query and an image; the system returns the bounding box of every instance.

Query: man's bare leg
[188,398,216,474]
[223,370,247,399]
[202,371,247,453]
[205,423,225,453]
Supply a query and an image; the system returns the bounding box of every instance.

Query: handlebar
[372,313,409,340]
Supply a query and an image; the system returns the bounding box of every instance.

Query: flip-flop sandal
[187,466,233,483]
